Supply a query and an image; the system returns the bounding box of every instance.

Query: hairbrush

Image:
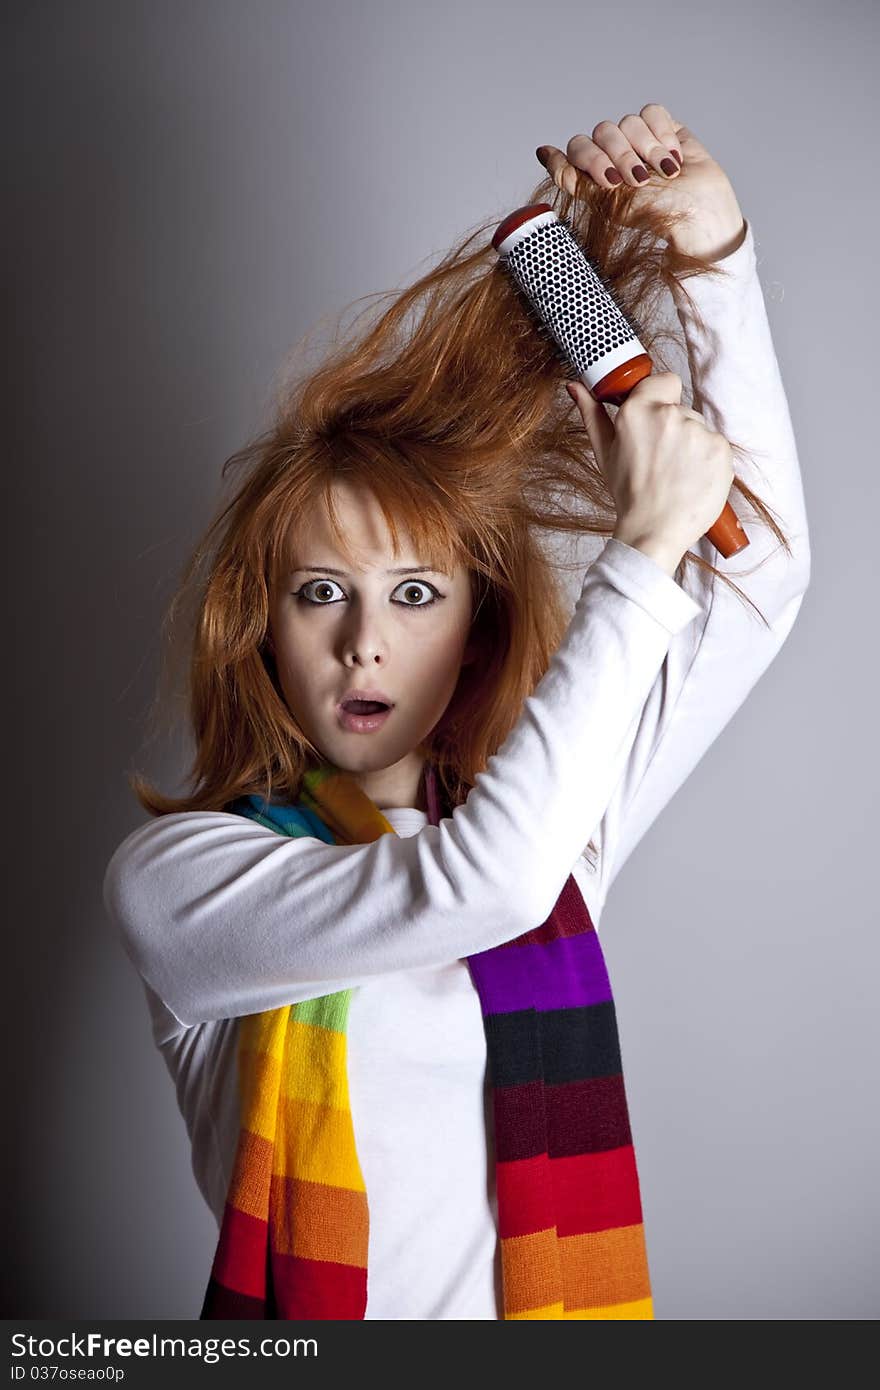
[492,203,748,558]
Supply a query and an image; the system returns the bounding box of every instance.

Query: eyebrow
[290,565,448,577]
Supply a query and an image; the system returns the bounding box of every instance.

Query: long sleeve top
[102,218,810,1319]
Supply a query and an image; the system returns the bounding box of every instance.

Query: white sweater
[103,218,810,1320]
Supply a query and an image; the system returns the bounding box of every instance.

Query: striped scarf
[200,759,653,1319]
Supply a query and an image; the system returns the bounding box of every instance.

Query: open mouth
[337,698,395,733]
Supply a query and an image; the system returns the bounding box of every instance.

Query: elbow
[103,838,182,1020]
[102,843,133,951]
[765,581,808,656]
[791,520,811,598]
[765,535,810,636]
[795,536,811,597]
[103,842,150,978]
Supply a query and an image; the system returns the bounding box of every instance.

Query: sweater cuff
[590,537,705,635]
[669,217,757,303]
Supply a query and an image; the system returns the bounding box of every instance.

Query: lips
[337,688,395,714]
[336,688,395,733]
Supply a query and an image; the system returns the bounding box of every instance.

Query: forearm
[670,219,811,604]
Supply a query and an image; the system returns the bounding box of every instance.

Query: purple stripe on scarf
[468,932,613,1015]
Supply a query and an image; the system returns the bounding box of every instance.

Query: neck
[349,753,429,814]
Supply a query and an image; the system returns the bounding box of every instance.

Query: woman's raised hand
[537,104,686,192]
[535,103,746,262]
[567,372,736,576]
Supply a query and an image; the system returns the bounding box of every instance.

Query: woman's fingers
[566,381,615,468]
[617,112,682,178]
[535,145,582,197]
[618,105,684,171]
[537,102,685,190]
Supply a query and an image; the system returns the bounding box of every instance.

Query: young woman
[103,104,810,1320]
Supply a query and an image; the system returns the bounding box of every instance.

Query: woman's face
[267,479,476,810]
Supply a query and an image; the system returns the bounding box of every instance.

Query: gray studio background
[5,0,877,1320]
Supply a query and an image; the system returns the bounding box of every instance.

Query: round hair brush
[492,203,748,558]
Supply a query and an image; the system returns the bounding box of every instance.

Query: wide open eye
[295,578,345,605]
[392,579,442,608]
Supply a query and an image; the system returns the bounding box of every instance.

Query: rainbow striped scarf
[200,760,653,1319]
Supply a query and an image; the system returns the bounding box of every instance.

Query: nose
[340,596,388,668]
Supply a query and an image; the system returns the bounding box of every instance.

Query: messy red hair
[130,172,793,867]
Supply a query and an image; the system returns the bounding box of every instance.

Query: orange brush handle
[594,356,749,560]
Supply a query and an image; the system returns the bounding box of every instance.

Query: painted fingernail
[672,150,683,167]
[605,167,623,185]
[660,158,678,177]
[632,165,649,183]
